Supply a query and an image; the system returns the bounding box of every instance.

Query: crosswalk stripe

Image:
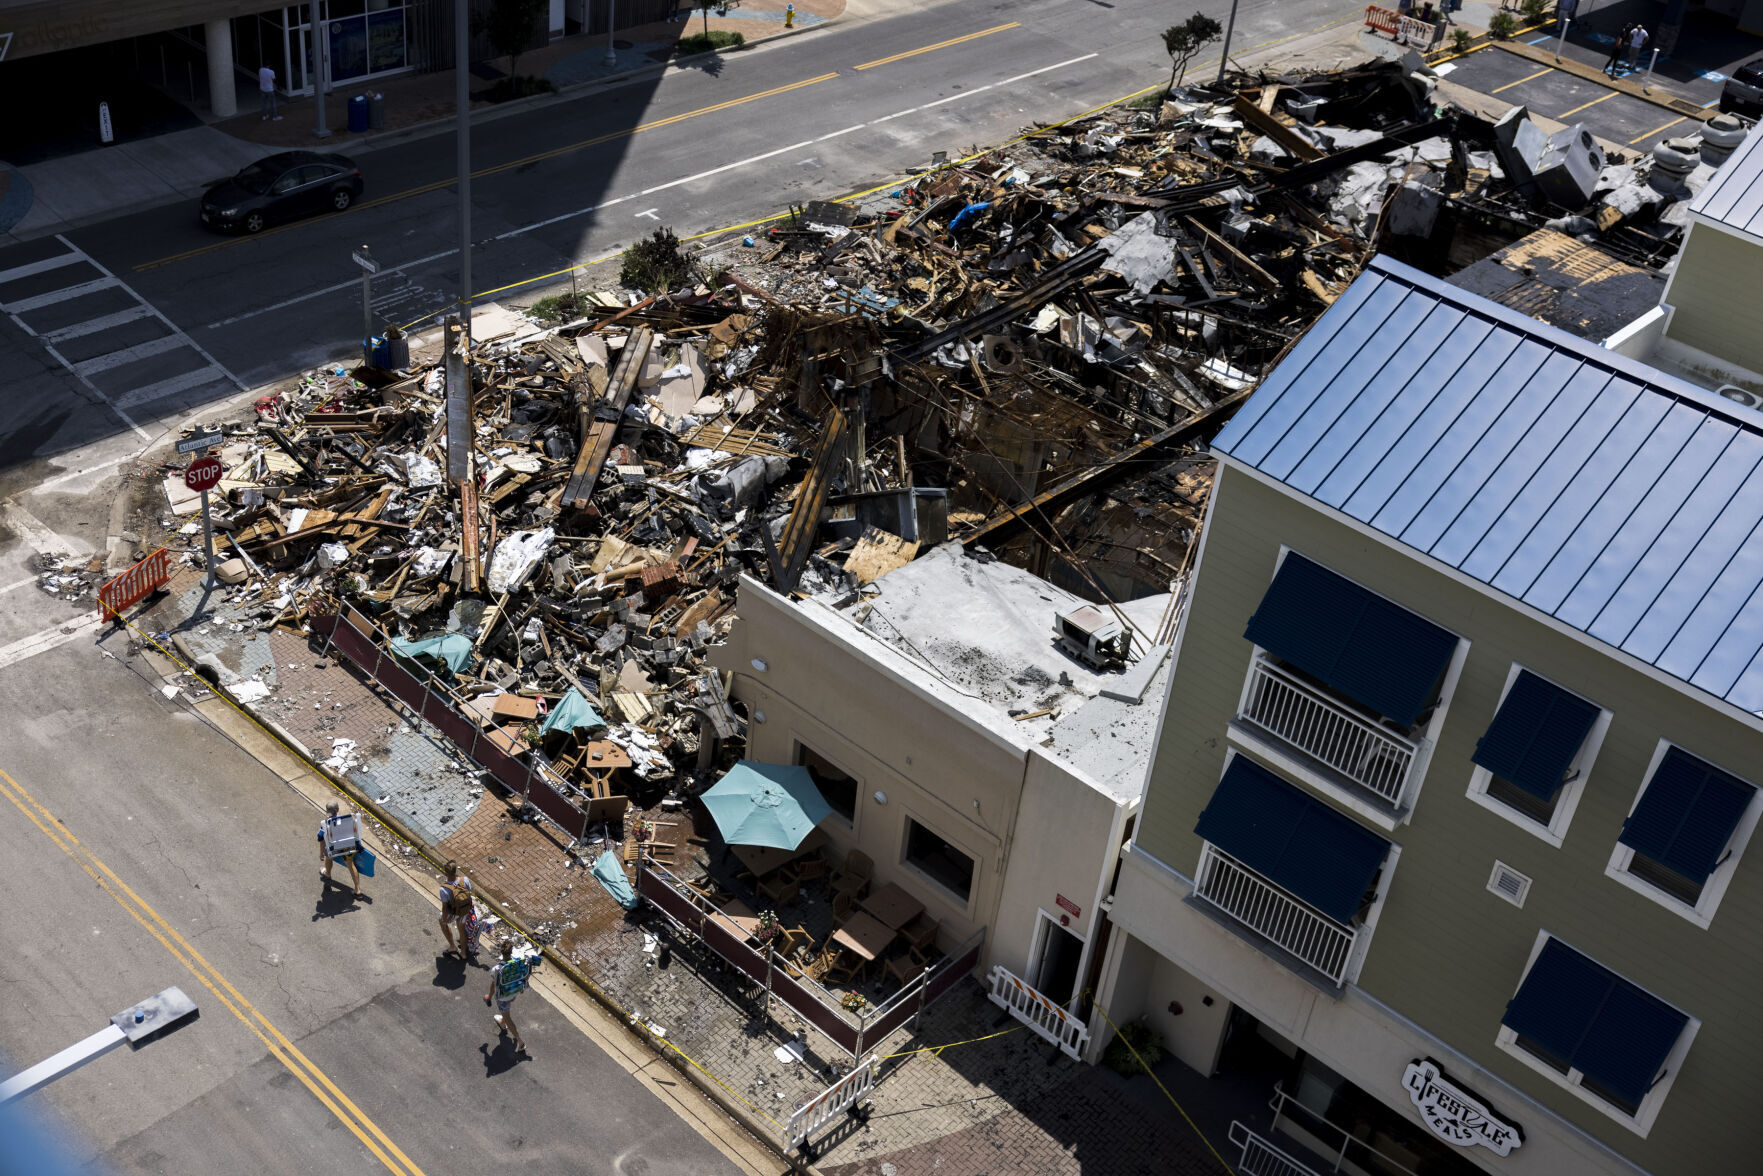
[112,365,230,410]
[70,333,185,377]
[42,305,155,344]
[2,277,119,313]
[0,252,85,286]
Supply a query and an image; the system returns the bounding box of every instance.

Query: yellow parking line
[1492,66,1554,93]
[135,72,841,272]
[1557,91,1619,119]
[853,22,1020,70]
[0,768,426,1176]
[1630,115,1686,144]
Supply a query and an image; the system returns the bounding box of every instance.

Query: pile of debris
[145,57,1729,823]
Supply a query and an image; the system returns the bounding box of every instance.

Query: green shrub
[1488,12,1519,38]
[480,75,556,103]
[1102,1019,1165,1077]
[1451,29,1472,53]
[529,293,591,321]
[1519,0,1549,21]
[676,30,745,55]
[620,226,692,293]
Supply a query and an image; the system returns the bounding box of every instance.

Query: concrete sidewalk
[0,0,844,244]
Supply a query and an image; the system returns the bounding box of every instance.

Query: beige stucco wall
[712,577,1125,976]
[991,749,1122,993]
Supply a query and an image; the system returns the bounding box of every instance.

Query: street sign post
[354,245,377,366]
[185,456,224,590]
[175,431,224,455]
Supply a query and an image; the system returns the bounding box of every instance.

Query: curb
[1488,36,1716,121]
[0,20,838,245]
[128,613,821,1175]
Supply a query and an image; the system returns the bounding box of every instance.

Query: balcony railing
[1196,844,1359,984]
[1239,658,1419,808]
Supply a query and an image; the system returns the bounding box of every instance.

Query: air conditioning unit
[1054,604,1130,671]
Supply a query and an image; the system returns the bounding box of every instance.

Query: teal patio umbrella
[539,686,606,738]
[390,633,473,675]
[700,761,833,851]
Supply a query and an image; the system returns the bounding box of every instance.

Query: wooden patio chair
[831,850,872,899]
[793,856,829,889]
[904,913,940,955]
[884,946,932,988]
[832,888,856,920]
[758,873,800,907]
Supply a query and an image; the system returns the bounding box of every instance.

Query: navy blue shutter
[1243,553,1457,728]
[1617,748,1755,885]
[1472,671,1600,800]
[1194,756,1391,925]
[1502,938,1687,1107]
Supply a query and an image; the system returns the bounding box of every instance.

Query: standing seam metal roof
[1211,254,1763,716]
[1686,125,1763,241]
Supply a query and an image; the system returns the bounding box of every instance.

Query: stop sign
[184,456,224,493]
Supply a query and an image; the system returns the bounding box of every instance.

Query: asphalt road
[1439,44,1711,149]
[0,626,754,1175]
[0,0,1357,475]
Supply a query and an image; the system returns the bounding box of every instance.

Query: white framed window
[1465,664,1611,847]
[1604,739,1762,929]
[1231,548,1467,831]
[900,813,978,909]
[793,738,858,828]
[1496,931,1698,1137]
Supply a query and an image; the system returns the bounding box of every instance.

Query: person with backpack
[317,801,364,897]
[440,861,475,960]
[484,941,533,1053]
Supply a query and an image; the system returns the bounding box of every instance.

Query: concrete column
[205,19,238,118]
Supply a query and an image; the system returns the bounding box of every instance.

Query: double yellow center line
[0,769,426,1176]
[135,21,1024,273]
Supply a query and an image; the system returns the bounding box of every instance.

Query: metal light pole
[0,988,198,1104]
[1215,0,1240,86]
[455,0,472,340]
[606,0,619,65]
[310,16,330,138]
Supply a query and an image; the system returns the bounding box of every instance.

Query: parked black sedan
[200,150,364,234]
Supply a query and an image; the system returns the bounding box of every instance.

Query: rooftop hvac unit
[1054,604,1130,671]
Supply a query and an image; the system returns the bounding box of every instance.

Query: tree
[697,0,740,37]
[474,0,547,80]
[1162,12,1223,92]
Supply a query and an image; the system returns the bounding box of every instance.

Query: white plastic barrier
[986,964,1090,1060]
[785,1054,877,1155]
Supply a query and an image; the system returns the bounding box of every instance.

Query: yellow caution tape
[880,1023,1023,1059]
[1089,998,1236,1176]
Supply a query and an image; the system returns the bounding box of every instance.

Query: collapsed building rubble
[126,57,1747,840]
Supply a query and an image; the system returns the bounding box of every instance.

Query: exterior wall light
[753,711,767,723]
[873,790,888,805]
[751,658,769,672]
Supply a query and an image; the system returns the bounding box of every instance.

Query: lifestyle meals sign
[1402,1058,1523,1157]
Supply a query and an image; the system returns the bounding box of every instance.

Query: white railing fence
[786,1054,877,1158]
[1229,1121,1324,1176]
[1241,658,1417,806]
[1195,844,1358,985]
[985,965,1091,1060]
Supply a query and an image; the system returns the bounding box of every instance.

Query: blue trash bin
[348,94,369,134]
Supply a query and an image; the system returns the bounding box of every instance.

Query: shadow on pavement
[480,1035,531,1075]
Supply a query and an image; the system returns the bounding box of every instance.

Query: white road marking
[35,457,128,492]
[0,576,39,595]
[63,237,244,390]
[0,615,107,672]
[0,500,91,556]
[1,277,119,315]
[0,252,85,286]
[635,208,661,220]
[203,246,461,330]
[42,305,155,344]
[71,333,184,377]
[196,52,1102,330]
[112,365,231,410]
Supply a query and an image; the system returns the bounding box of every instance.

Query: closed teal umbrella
[700,761,833,851]
[390,633,473,675]
[539,686,605,737]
